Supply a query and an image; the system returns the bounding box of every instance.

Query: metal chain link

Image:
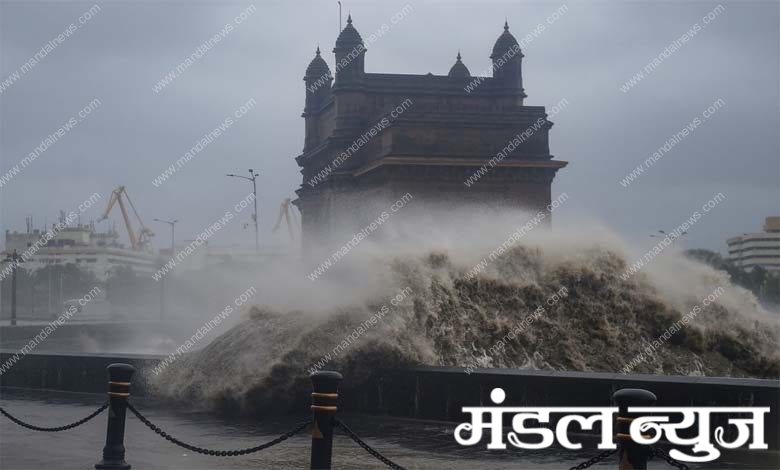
[652,446,690,470]
[126,401,311,456]
[335,418,407,470]
[0,402,109,432]
[0,400,689,470]
[567,448,617,470]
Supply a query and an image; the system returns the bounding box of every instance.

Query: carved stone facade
[294,17,567,249]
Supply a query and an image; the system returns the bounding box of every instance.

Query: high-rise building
[726,217,780,272]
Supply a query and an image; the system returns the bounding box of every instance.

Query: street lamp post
[649,229,688,247]
[2,250,25,326]
[227,169,259,253]
[153,218,178,254]
[152,219,176,322]
[157,257,166,321]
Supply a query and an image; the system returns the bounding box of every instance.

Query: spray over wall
[151,206,780,413]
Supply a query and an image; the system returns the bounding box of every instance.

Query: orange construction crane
[98,186,154,251]
[272,198,299,242]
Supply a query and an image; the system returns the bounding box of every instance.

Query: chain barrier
[566,448,617,470]
[0,402,109,432]
[652,446,690,470]
[126,402,310,457]
[565,446,692,470]
[0,400,702,470]
[335,418,407,470]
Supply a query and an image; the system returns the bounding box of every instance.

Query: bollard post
[613,388,657,470]
[310,371,343,470]
[95,363,136,470]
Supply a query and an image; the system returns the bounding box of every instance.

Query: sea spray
[152,240,780,413]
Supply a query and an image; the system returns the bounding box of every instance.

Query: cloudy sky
[1,0,778,253]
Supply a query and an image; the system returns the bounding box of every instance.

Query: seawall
[2,352,778,447]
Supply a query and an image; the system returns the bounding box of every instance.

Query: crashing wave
[152,235,779,412]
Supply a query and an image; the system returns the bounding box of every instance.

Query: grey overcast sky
[1,0,778,253]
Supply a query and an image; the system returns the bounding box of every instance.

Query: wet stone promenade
[0,389,776,469]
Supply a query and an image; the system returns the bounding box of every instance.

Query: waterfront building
[3,224,159,280]
[726,217,780,272]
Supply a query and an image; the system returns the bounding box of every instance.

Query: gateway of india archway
[293,16,567,250]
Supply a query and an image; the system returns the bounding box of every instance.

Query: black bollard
[95,363,136,470]
[310,371,343,470]
[613,388,657,470]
